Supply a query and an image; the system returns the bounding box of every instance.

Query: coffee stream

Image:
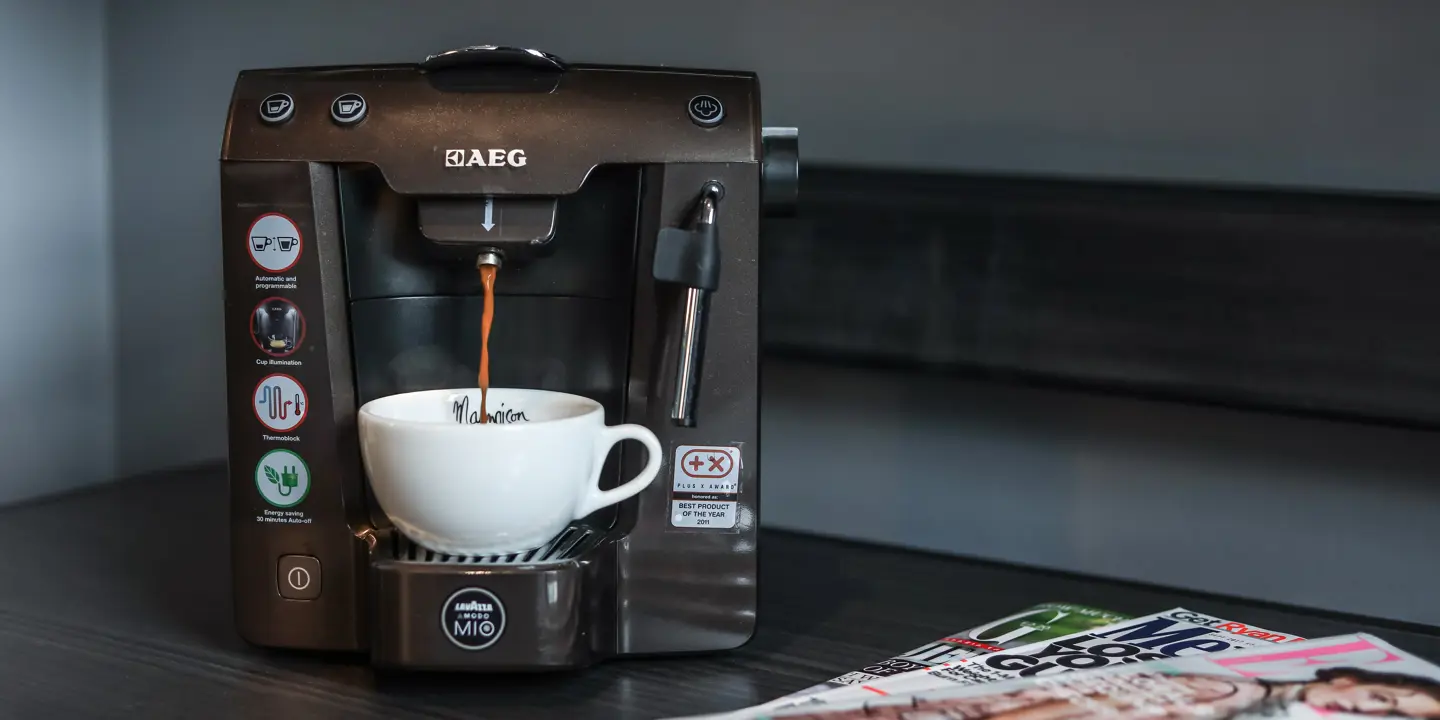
[478,263,497,423]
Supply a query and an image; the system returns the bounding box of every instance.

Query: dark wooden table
[0,466,1435,719]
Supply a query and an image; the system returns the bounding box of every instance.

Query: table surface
[1,466,1436,720]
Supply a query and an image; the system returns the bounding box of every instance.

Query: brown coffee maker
[219,46,797,670]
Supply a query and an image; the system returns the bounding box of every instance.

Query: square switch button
[277,555,322,600]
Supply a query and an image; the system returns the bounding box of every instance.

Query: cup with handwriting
[357,388,661,556]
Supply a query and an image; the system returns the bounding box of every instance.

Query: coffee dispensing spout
[475,248,504,269]
[653,182,724,427]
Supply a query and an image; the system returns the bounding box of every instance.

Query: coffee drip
[477,253,501,423]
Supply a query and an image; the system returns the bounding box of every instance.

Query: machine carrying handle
[420,46,567,93]
[653,183,724,427]
[421,46,568,73]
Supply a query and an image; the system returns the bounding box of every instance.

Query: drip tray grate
[389,526,599,566]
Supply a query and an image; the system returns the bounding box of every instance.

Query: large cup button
[330,93,367,126]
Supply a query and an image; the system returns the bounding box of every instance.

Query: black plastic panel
[221,161,369,652]
[221,65,758,196]
[348,296,630,422]
[369,533,617,670]
[340,165,641,300]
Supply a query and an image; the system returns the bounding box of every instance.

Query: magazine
[747,603,1130,718]
[761,632,1440,720]
[783,607,1302,708]
[679,608,1302,720]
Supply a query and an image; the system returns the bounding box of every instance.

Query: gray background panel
[0,0,112,504]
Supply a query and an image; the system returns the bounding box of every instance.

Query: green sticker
[254,449,310,508]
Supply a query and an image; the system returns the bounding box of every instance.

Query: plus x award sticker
[669,445,741,529]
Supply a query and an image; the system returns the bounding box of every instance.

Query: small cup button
[259,93,295,125]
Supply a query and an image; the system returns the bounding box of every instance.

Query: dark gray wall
[0,0,112,505]
[762,359,1440,626]
[106,0,1440,624]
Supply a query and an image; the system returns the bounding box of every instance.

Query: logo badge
[441,587,506,650]
[444,149,528,168]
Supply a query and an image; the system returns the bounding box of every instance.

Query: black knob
[761,127,799,218]
[653,184,723,291]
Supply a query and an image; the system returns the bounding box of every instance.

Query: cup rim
[357,387,602,431]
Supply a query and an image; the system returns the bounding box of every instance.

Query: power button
[688,95,725,127]
[277,555,322,600]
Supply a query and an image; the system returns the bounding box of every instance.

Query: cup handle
[575,424,663,519]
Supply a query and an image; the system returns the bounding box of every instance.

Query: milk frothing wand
[653,181,724,427]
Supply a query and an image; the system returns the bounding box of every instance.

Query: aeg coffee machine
[219,46,797,670]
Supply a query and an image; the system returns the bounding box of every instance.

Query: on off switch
[277,555,322,600]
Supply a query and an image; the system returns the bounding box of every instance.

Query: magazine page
[782,606,1303,707]
[764,633,1440,720]
[790,603,1131,698]
[738,603,1131,719]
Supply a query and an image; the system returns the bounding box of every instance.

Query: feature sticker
[247,212,303,273]
[254,448,310,508]
[251,297,305,357]
[253,374,308,432]
[670,445,740,529]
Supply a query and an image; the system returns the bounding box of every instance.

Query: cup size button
[688,95,724,127]
[330,93,367,125]
[277,555,322,600]
[259,93,294,125]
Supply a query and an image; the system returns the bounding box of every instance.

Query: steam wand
[653,182,724,427]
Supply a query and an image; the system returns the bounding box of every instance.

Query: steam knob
[761,127,799,218]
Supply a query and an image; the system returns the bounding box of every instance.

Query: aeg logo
[444,149,527,168]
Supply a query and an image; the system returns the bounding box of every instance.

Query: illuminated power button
[278,555,322,600]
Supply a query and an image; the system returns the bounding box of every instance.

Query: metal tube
[671,287,708,426]
[698,182,722,225]
[475,249,504,269]
[667,181,723,427]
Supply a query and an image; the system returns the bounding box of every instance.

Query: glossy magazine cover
[765,633,1440,720]
[784,607,1303,709]
[729,603,1131,719]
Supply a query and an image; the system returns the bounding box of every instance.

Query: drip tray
[369,524,613,669]
[387,525,600,567]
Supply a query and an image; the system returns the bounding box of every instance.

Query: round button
[688,95,725,127]
[330,93,367,125]
[259,93,294,124]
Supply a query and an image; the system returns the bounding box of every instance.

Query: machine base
[367,527,619,671]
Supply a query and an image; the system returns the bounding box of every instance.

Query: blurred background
[6,0,1440,627]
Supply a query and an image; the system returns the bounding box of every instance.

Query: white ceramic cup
[357,387,662,556]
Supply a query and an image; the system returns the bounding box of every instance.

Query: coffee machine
[219,46,797,670]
